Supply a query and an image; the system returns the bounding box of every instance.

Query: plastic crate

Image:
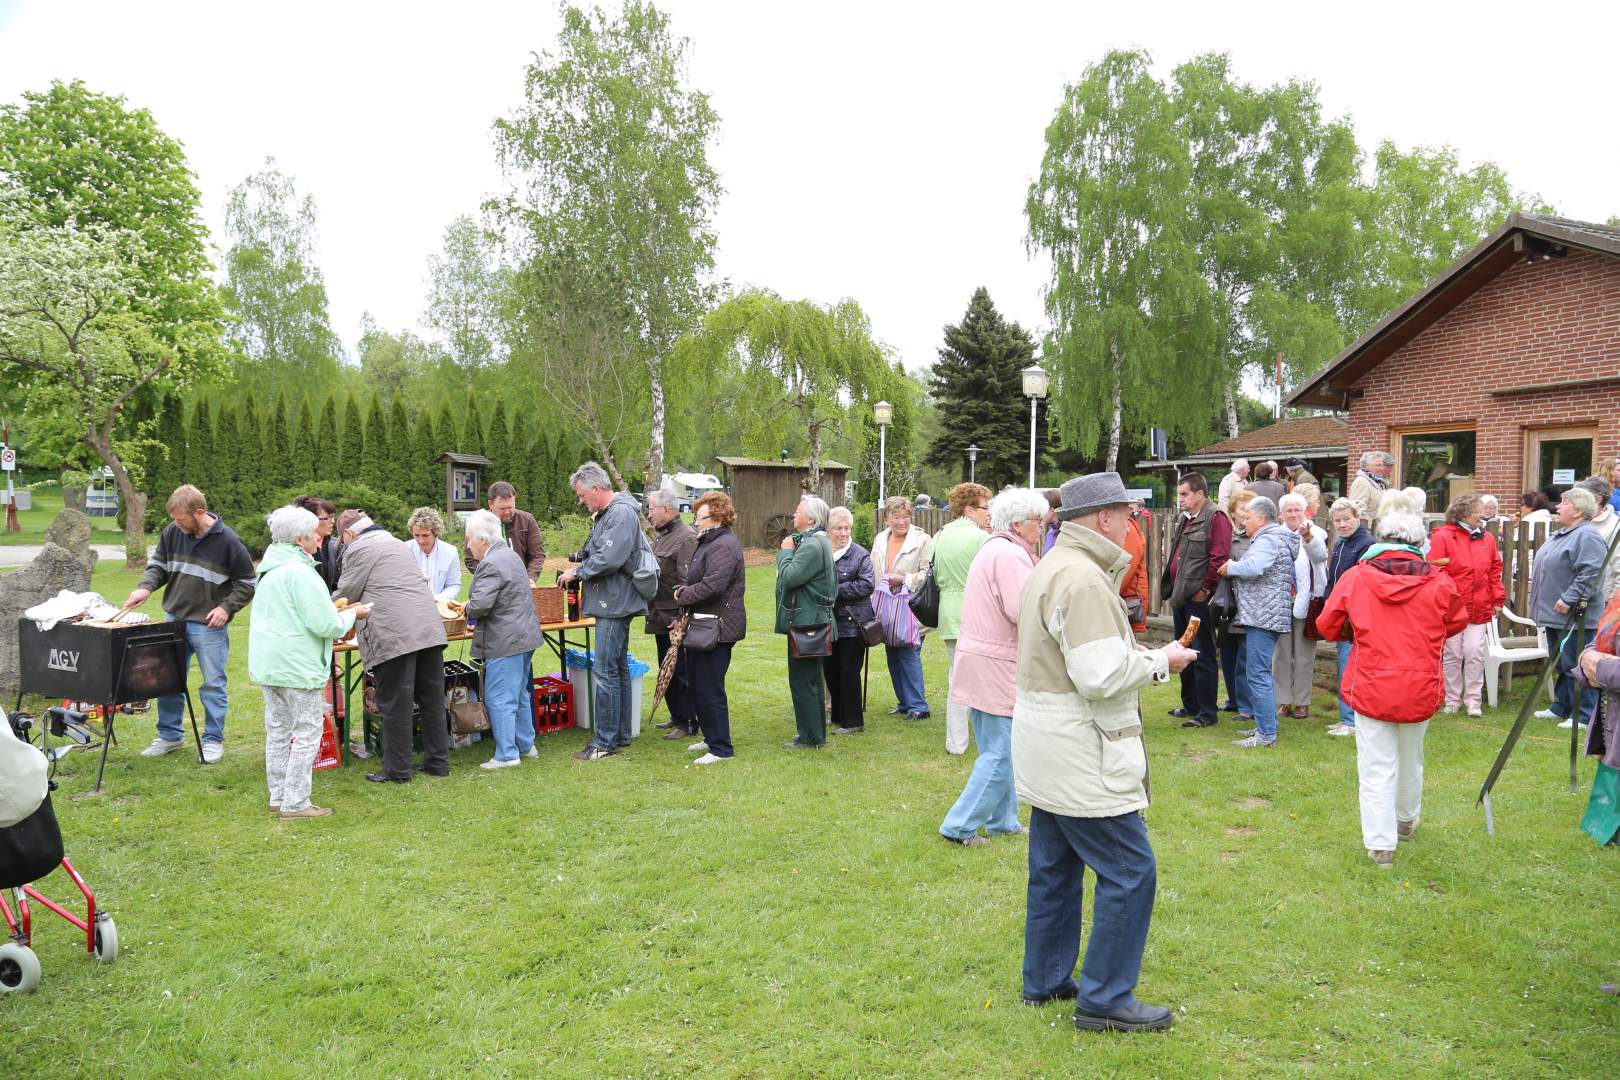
[533,674,575,733]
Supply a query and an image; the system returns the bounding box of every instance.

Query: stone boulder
[44,508,97,574]
[0,542,93,701]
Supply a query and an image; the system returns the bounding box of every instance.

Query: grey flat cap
[1057,472,1131,517]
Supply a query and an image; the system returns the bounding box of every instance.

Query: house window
[1525,426,1596,496]
[1397,427,1476,512]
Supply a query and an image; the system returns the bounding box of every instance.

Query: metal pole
[968,455,975,484]
[878,423,887,507]
[1028,397,1038,488]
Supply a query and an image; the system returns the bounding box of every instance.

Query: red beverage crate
[533,674,575,733]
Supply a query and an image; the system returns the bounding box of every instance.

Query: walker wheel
[94,917,118,963]
[0,942,42,993]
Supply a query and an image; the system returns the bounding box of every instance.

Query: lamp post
[1021,364,1049,488]
[873,400,893,506]
[965,444,981,484]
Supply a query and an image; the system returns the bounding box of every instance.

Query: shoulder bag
[785,539,834,659]
[908,554,940,629]
[684,612,721,653]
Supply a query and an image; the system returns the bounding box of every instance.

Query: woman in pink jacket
[939,488,1050,845]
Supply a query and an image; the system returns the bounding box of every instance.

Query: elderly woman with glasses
[934,482,993,753]
[293,495,341,590]
[462,509,545,769]
[1531,486,1609,730]
[674,492,746,764]
[405,506,462,602]
[872,495,934,720]
[939,488,1047,846]
[249,505,369,819]
[824,505,876,735]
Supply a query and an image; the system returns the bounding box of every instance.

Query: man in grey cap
[1012,472,1196,1032]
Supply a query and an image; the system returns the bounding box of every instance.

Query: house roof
[434,452,493,466]
[714,456,851,471]
[1288,213,1620,408]
[1136,415,1348,469]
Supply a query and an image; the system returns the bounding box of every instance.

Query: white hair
[1479,494,1499,510]
[267,505,319,545]
[1376,509,1426,546]
[646,489,678,511]
[1231,458,1249,473]
[464,509,503,548]
[799,495,830,530]
[990,487,1049,533]
[1565,486,1599,520]
[569,461,612,491]
[828,505,854,529]
[1247,496,1278,522]
[1329,497,1361,521]
[1278,492,1307,512]
[1401,486,1427,511]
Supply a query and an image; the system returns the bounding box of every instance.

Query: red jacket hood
[1360,551,1437,603]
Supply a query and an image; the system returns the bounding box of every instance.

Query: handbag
[449,700,490,734]
[872,581,922,649]
[859,616,885,648]
[788,622,833,659]
[684,612,721,653]
[908,556,940,629]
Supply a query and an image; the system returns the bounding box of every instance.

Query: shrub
[235,482,413,558]
[850,502,876,550]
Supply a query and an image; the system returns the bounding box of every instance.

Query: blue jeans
[1244,628,1281,741]
[1548,623,1599,725]
[1337,641,1355,726]
[940,710,1020,839]
[157,621,230,744]
[484,651,535,761]
[885,644,928,713]
[590,617,634,751]
[1022,806,1157,1012]
[1219,629,1249,715]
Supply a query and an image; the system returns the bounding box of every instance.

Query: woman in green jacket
[934,482,992,754]
[777,495,838,749]
[249,506,368,819]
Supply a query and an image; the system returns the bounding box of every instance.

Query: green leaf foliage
[924,288,1038,490]
[235,482,411,559]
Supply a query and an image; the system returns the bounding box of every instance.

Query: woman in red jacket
[1426,494,1505,716]
[1316,508,1466,870]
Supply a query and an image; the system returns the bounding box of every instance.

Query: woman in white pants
[1426,495,1504,716]
[1271,492,1328,718]
[249,506,368,819]
[1315,509,1466,868]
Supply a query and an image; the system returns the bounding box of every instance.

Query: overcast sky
[2,0,1616,377]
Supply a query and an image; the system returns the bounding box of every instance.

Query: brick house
[1288,213,1620,510]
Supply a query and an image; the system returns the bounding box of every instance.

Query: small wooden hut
[715,456,851,547]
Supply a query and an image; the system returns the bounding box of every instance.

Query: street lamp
[1021,364,1049,488]
[873,400,893,505]
[965,444,981,484]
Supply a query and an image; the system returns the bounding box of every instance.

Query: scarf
[1359,469,1388,491]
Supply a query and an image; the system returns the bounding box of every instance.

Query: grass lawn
[0,484,123,547]
[3,561,1616,1077]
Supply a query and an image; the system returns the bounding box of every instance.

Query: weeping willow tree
[1026,49,1218,470]
[680,289,889,489]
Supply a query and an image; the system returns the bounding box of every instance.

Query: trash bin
[562,649,649,738]
[563,649,592,731]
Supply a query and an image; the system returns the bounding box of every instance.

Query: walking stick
[1478,521,1620,832]
[862,644,869,714]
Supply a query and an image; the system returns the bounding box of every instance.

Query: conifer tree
[238,398,265,518]
[388,396,411,499]
[413,406,440,510]
[486,399,511,492]
[189,399,217,502]
[293,397,316,486]
[924,287,1039,489]
[362,395,388,492]
[436,400,459,455]
[268,395,294,492]
[146,394,188,530]
[316,396,339,482]
[509,409,533,510]
[214,404,242,524]
[341,395,365,481]
[462,397,485,457]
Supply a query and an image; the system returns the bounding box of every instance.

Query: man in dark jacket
[126,484,256,763]
[464,480,546,582]
[560,462,649,760]
[1164,473,1230,728]
[645,490,700,740]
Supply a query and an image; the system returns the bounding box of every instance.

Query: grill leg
[185,691,204,763]
[91,705,114,794]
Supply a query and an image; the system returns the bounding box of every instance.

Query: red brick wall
[1347,249,1620,499]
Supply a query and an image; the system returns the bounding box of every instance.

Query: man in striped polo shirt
[125,485,257,763]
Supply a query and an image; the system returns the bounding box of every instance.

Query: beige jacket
[1012,521,1170,818]
[872,526,933,593]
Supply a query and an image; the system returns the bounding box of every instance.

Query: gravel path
[0,543,133,567]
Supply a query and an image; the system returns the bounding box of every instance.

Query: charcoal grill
[15,618,202,791]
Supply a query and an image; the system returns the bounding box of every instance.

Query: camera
[567,549,588,564]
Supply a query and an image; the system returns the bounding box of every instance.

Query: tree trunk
[1105,337,1124,473]
[1224,381,1240,439]
[583,413,627,492]
[86,432,147,569]
[644,354,666,495]
[806,421,823,492]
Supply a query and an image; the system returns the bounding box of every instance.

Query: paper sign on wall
[1552,468,1576,485]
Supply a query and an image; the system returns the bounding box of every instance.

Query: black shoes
[414,765,449,777]
[783,740,823,750]
[1072,1001,1174,1032]
[1180,716,1218,729]
[1167,708,1193,719]
[887,706,907,715]
[1022,983,1079,1007]
[1219,700,1239,712]
[365,772,410,784]
[903,710,931,721]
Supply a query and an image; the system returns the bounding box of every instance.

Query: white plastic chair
[1484,606,1550,708]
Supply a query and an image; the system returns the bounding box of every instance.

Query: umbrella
[648,614,688,718]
